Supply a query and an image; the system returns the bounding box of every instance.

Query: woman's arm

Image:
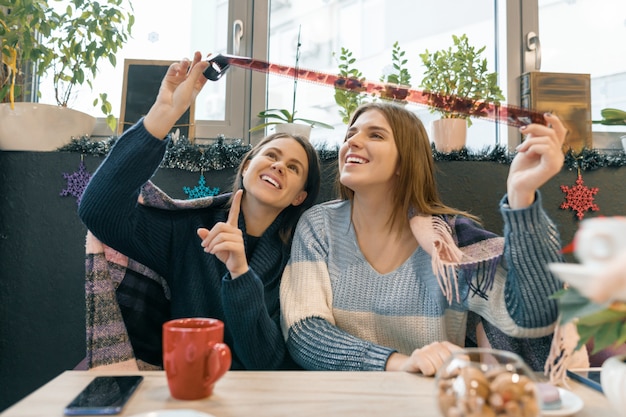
[280,205,395,370]
[467,193,563,336]
[79,53,210,276]
[222,268,289,369]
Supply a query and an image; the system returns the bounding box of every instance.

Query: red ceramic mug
[163,318,232,400]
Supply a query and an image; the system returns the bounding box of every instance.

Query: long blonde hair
[337,102,478,234]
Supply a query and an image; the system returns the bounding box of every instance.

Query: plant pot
[601,353,626,416]
[431,118,467,153]
[274,123,312,140]
[0,103,96,151]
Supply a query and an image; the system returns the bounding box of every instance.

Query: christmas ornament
[58,133,626,172]
[60,156,92,205]
[560,164,599,220]
[183,173,220,199]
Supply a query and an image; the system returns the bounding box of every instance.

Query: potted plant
[250,27,333,139]
[593,108,626,125]
[0,0,134,151]
[332,46,367,124]
[378,41,412,103]
[332,41,412,124]
[419,34,505,152]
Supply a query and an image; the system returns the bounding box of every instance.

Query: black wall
[1,151,625,411]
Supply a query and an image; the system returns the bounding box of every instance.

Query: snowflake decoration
[560,174,599,220]
[148,31,159,43]
[183,174,220,199]
[60,160,92,205]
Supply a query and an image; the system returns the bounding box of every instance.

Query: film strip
[204,53,545,128]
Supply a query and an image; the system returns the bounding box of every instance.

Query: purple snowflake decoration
[60,160,92,205]
[183,174,220,199]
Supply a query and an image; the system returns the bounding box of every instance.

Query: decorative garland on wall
[59,134,624,219]
[58,135,626,172]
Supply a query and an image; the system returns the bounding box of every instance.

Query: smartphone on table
[566,367,603,393]
[64,375,144,415]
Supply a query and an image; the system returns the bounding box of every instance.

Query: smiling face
[241,137,309,211]
[339,108,400,194]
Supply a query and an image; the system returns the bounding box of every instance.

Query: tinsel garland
[58,136,626,172]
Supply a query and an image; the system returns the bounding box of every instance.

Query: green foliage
[380,41,412,87]
[378,41,412,105]
[331,42,413,122]
[419,34,505,127]
[0,0,134,128]
[552,287,626,353]
[1,0,58,103]
[333,47,367,124]
[94,93,116,132]
[249,108,334,132]
[592,108,626,125]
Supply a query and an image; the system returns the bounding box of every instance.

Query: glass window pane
[267,0,502,150]
[37,0,230,136]
[538,0,626,146]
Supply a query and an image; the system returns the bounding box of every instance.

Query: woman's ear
[241,159,250,176]
[291,191,308,207]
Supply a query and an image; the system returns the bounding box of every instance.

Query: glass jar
[435,348,541,417]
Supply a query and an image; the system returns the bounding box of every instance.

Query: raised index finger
[227,189,243,227]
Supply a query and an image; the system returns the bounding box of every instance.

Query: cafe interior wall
[2,141,626,411]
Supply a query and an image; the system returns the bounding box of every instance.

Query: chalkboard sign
[119,59,195,138]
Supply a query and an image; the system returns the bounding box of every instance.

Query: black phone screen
[566,369,603,393]
[64,376,144,415]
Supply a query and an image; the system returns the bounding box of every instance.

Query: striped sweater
[280,197,563,371]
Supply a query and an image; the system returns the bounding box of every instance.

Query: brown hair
[337,102,477,233]
[233,132,321,244]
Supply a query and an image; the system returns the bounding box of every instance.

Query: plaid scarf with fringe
[415,213,556,371]
[412,214,505,304]
[84,181,229,370]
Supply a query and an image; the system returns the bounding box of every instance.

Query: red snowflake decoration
[560,174,599,220]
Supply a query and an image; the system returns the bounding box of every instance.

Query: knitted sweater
[280,197,563,371]
[79,120,298,370]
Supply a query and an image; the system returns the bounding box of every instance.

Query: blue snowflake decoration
[60,160,92,205]
[183,174,220,199]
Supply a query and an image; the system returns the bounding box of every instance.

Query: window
[261,0,503,149]
[38,0,253,140]
[38,1,624,150]
[538,0,626,150]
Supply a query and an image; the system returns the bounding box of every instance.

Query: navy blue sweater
[79,120,298,370]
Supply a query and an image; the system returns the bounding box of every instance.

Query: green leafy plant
[333,42,413,124]
[379,41,412,103]
[552,287,626,354]
[332,47,367,124]
[1,0,56,104]
[249,108,334,132]
[593,108,626,126]
[419,34,505,127]
[0,0,134,132]
[251,27,333,133]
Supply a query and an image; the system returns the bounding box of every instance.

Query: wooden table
[0,370,614,417]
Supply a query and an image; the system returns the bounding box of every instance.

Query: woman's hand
[144,51,210,139]
[386,341,462,376]
[506,113,566,209]
[197,190,249,279]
